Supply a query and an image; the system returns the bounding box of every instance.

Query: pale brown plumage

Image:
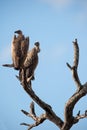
[21,37,29,64]
[11,30,29,70]
[19,42,40,84]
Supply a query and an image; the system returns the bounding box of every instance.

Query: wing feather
[24,48,37,68]
[21,37,29,59]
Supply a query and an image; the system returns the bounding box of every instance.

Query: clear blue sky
[0,0,87,130]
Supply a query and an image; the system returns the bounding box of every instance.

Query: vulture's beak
[14,30,22,34]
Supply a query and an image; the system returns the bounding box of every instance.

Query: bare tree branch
[20,122,31,126]
[30,101,36,117]
[76,114,87,120]
[20,113,46,130]
[2,63,14,68]
[62,83,87,130]
[21,101,37,121]
[20,100,47,130]
[61,39,87,130]
[73,39,79,68]
[66,39,82,91]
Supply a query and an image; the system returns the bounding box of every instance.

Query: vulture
[19,42,40,85]
[11,30,29,70]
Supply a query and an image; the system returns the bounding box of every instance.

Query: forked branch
[61,39,87,130]
[75,110,87,121]
[21,102,47,130]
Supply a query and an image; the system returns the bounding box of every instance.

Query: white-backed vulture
[11,30,29,70]
[19,42,40,84]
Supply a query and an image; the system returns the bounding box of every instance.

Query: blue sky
[0,0,87,130]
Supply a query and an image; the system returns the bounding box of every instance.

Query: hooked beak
[14,30,22,34]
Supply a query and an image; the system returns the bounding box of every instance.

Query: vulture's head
[14,30,22,34]
[34,42,40,53]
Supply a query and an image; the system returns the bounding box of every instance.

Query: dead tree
[3,38,87,130]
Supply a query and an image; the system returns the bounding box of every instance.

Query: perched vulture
[19,42,40,84]
[11,30,29,70]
